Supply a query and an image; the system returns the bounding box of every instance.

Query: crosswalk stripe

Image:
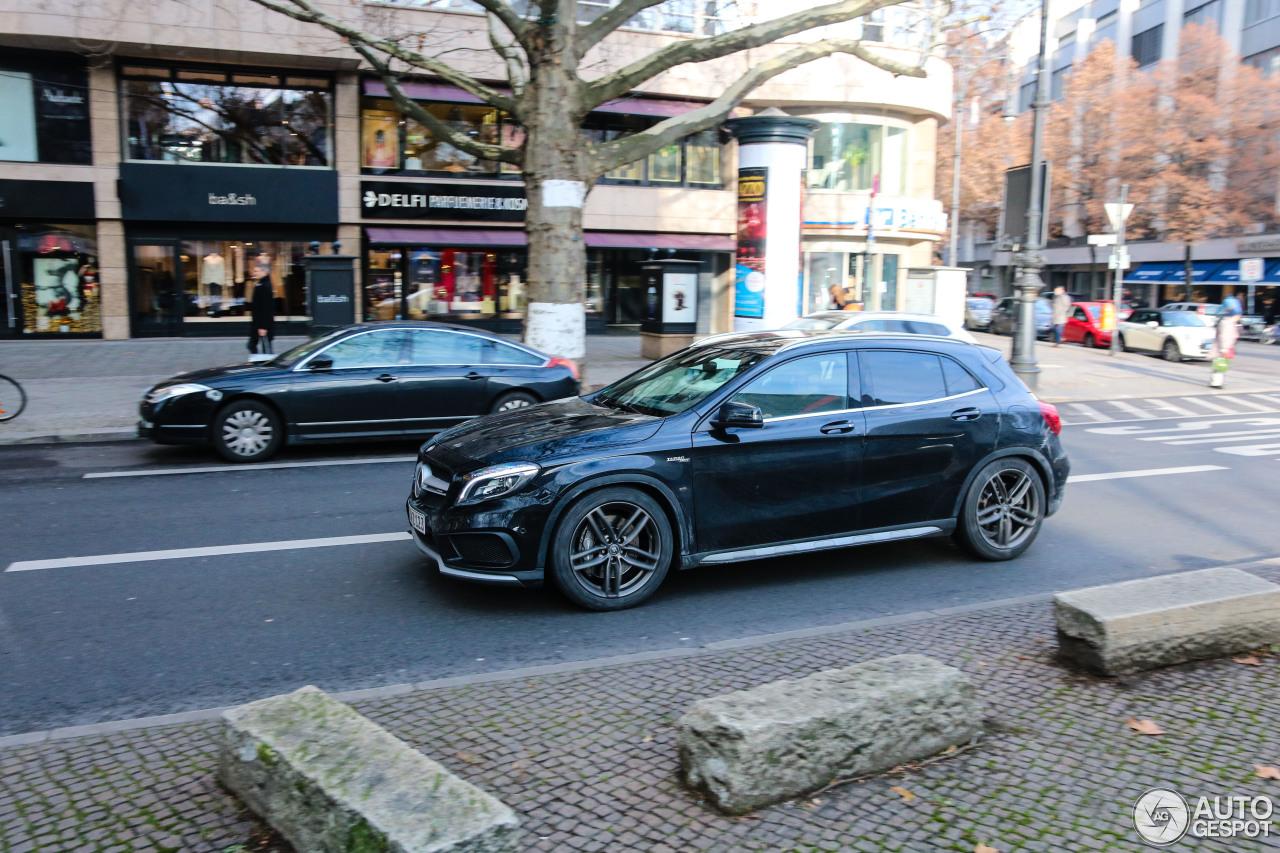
[1247,394,1280,410]
[1142,399,1198,417]
[1107,400,1158,419]
[1059,403,1108,423]
[1221,396,1275,413]
[1177,396,1239,414]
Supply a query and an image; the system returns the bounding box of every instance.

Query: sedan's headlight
[144,383,213,405]
[456,462,540,505]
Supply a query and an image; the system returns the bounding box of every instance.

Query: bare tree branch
[247,0,518,113]
[583,0,909,109]
[578,0,668,54]
[488,11,528,96]
[589,38,925,174]
[354,42,521,165]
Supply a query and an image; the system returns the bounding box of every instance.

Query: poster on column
[734,167,768,327]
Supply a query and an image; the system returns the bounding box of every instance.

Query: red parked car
[1062,301,1122,348]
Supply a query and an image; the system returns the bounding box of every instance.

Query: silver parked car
[781,310,978,343]
[964,297,995,331]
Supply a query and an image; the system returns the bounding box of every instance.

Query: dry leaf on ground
[455,750,481,764]
[889,786,916,803]
[1255,764,1280,780]
[975,843,1000,853]
[1234,655,1263,666]
[1128,718,1166,735]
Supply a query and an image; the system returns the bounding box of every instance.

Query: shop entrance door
[0,238,18,338]
[130,242,185,337]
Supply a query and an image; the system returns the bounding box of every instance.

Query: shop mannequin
[202,252,226,313]
[248,257,276,354]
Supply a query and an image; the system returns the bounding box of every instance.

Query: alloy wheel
[975,468,1040,551]
[568,501,661,599]
[497,398,532,412]
[221,409,274,457]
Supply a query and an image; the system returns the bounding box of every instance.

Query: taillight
[547,357,580,381]
[1038,401,1062,435]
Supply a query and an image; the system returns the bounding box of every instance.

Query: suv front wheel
[549,487,673,611]
[954,458,1045,561]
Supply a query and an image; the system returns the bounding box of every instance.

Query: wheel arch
[209,392,289,444]
[949,447,1054,519]
[534,473,691,572]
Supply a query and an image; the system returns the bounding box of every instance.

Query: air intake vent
[448,533,514,567]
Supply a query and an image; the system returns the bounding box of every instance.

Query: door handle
[376,373,398,383]
[819,420,857,435]
[950,407,981,421]
[465,371,484,380]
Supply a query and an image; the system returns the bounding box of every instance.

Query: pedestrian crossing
[1057,392,1280,425]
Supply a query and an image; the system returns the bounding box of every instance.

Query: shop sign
[804,196,947,234]
[118,163,338,224]
[361,181,527,222]
[1238,238,1280,253]
[0,178,95,220]
[0,63,91,165]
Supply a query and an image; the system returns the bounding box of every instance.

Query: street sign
[1240,257,1264,282]
[1104,202,1134,233]
[1087,234,1117,246]
[1108,249,1130,270]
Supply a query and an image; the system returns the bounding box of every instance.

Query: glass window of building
[2,225,100,335]
[121,65,332,166]
[1131,25,1164,68]
[807,122,907,194]
[0,52,92,165]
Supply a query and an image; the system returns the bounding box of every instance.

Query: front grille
[448,533,514,567]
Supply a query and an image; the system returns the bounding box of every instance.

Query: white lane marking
[1143,399,1198,417]
[5,532,412,573]
[1249,394,1280,409]
[1220,396,1275,413]
[83,456,418,479]
[1177,396,1240,414]
[1106,400,1158,419]
[1217,443,1280,457]
[1060,402,1108,423]
[1154,430,1280,445]
[1067,465,1228,483]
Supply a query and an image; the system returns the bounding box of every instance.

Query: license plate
[408,505,428,534]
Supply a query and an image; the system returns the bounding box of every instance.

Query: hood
[425,396,661,471]
[154,363,286,387]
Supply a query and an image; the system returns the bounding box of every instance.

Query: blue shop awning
[1263,260,1280,284]
[1123,262,1180,283]
[1126,261,1226,285]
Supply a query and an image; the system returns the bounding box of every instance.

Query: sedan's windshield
[1161,312,1209,327]
[594,345,770,417]
[267,329,348,368]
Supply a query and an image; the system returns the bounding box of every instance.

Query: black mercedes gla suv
[407,331,1069,611]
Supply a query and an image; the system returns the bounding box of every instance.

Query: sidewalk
[1,328,1277,445]
[4,560,1279,852]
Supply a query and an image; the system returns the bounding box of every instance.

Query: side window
[863,350,948,406]
[317,331,406,368]
[731,353,848,420]
[405,330,485,365]
[906,320,950,336]
[941,356,983,395]
[883,320,914,333]
[484,340,544,366]
[1072,307,1088,322]
[855,318,891,332]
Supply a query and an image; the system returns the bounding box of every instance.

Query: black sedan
[406,330,1069,611]
[989,296,1053,339]
[139,322,580,462]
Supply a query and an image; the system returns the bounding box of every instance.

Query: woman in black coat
[248,260,276,354]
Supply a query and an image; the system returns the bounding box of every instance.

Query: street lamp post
[1009,0,1052,391]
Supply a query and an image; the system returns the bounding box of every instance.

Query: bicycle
[0,373,27,422]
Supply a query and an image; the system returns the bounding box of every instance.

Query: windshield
[1161,312,1209,327]
[967,299,992,309]
[594,345,770,417]
[784,316,842,330]
[267,329,348,368]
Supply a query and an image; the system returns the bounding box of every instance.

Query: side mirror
[1146,321,1159,329]
[711,401,764,430]
[308,356,334,370]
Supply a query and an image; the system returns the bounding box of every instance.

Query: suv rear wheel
[954,458,1045,561]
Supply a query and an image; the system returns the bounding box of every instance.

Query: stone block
[1054,567,1280,675]
[677,654,982,814]
[218,685,521,853]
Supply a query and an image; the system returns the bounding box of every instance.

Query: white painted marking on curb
[5,532,412,572]
[83,456,417,479]
[1067,465,1227,483]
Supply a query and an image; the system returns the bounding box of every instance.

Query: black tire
[1083,332,1096,349]
[954,458,1046,561]
[0,374,27,423]
[490,390,538,414]
[549,487,673,611]
[1161,338,1182,362]
[212,400,284,463]
[1117,333,1130,353]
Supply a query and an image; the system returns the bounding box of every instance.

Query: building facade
[0,0,950,341]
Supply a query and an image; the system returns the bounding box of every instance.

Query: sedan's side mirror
[711,401,764,430]
[308,356,334,370]
[1146,321,1159,329]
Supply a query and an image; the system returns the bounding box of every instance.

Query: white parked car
[781,311,978,343]
[1117,308,1216,362]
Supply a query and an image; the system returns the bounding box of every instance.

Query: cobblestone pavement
[5,562,1280,852]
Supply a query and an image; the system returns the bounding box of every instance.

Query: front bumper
[138,395,218,445]
[406,496,546,587]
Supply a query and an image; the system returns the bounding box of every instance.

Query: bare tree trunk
[1184,242,1193,297]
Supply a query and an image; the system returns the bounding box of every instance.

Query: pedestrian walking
[1209,294,1242,388]
[1051,286,1071,346]
[247,257,276,355]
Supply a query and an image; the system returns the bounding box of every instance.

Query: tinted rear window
[863,351,948,406]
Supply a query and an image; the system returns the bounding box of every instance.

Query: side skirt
[682,523,954,569]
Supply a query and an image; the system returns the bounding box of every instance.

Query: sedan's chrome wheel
[221,409,274,457]
[497,398,531,412]
[975,468,1040,551]
[568,502,661,599]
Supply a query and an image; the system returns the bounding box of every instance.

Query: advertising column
[725,114,818,332]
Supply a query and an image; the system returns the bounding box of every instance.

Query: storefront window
[807,122,907,194]
[805,252,848,314]
[0,52,92,165]
[686,130,721,185]
[122,65,331,167]
[4,224,100,334]
[647,143,683,183]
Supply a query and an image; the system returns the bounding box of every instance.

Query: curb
[0,429,140,446]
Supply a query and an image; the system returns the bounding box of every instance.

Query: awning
[1124,261,1222,284]
[362,79,704,117]
[364,227,734,251]
[1123,262,1181,283]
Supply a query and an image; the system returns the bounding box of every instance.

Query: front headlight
[456,462,540,506]
[144,383,213,405]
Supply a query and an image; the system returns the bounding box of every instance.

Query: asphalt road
[2,397,1279,736]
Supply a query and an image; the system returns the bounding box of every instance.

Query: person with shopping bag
[1209,294,1242,388]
